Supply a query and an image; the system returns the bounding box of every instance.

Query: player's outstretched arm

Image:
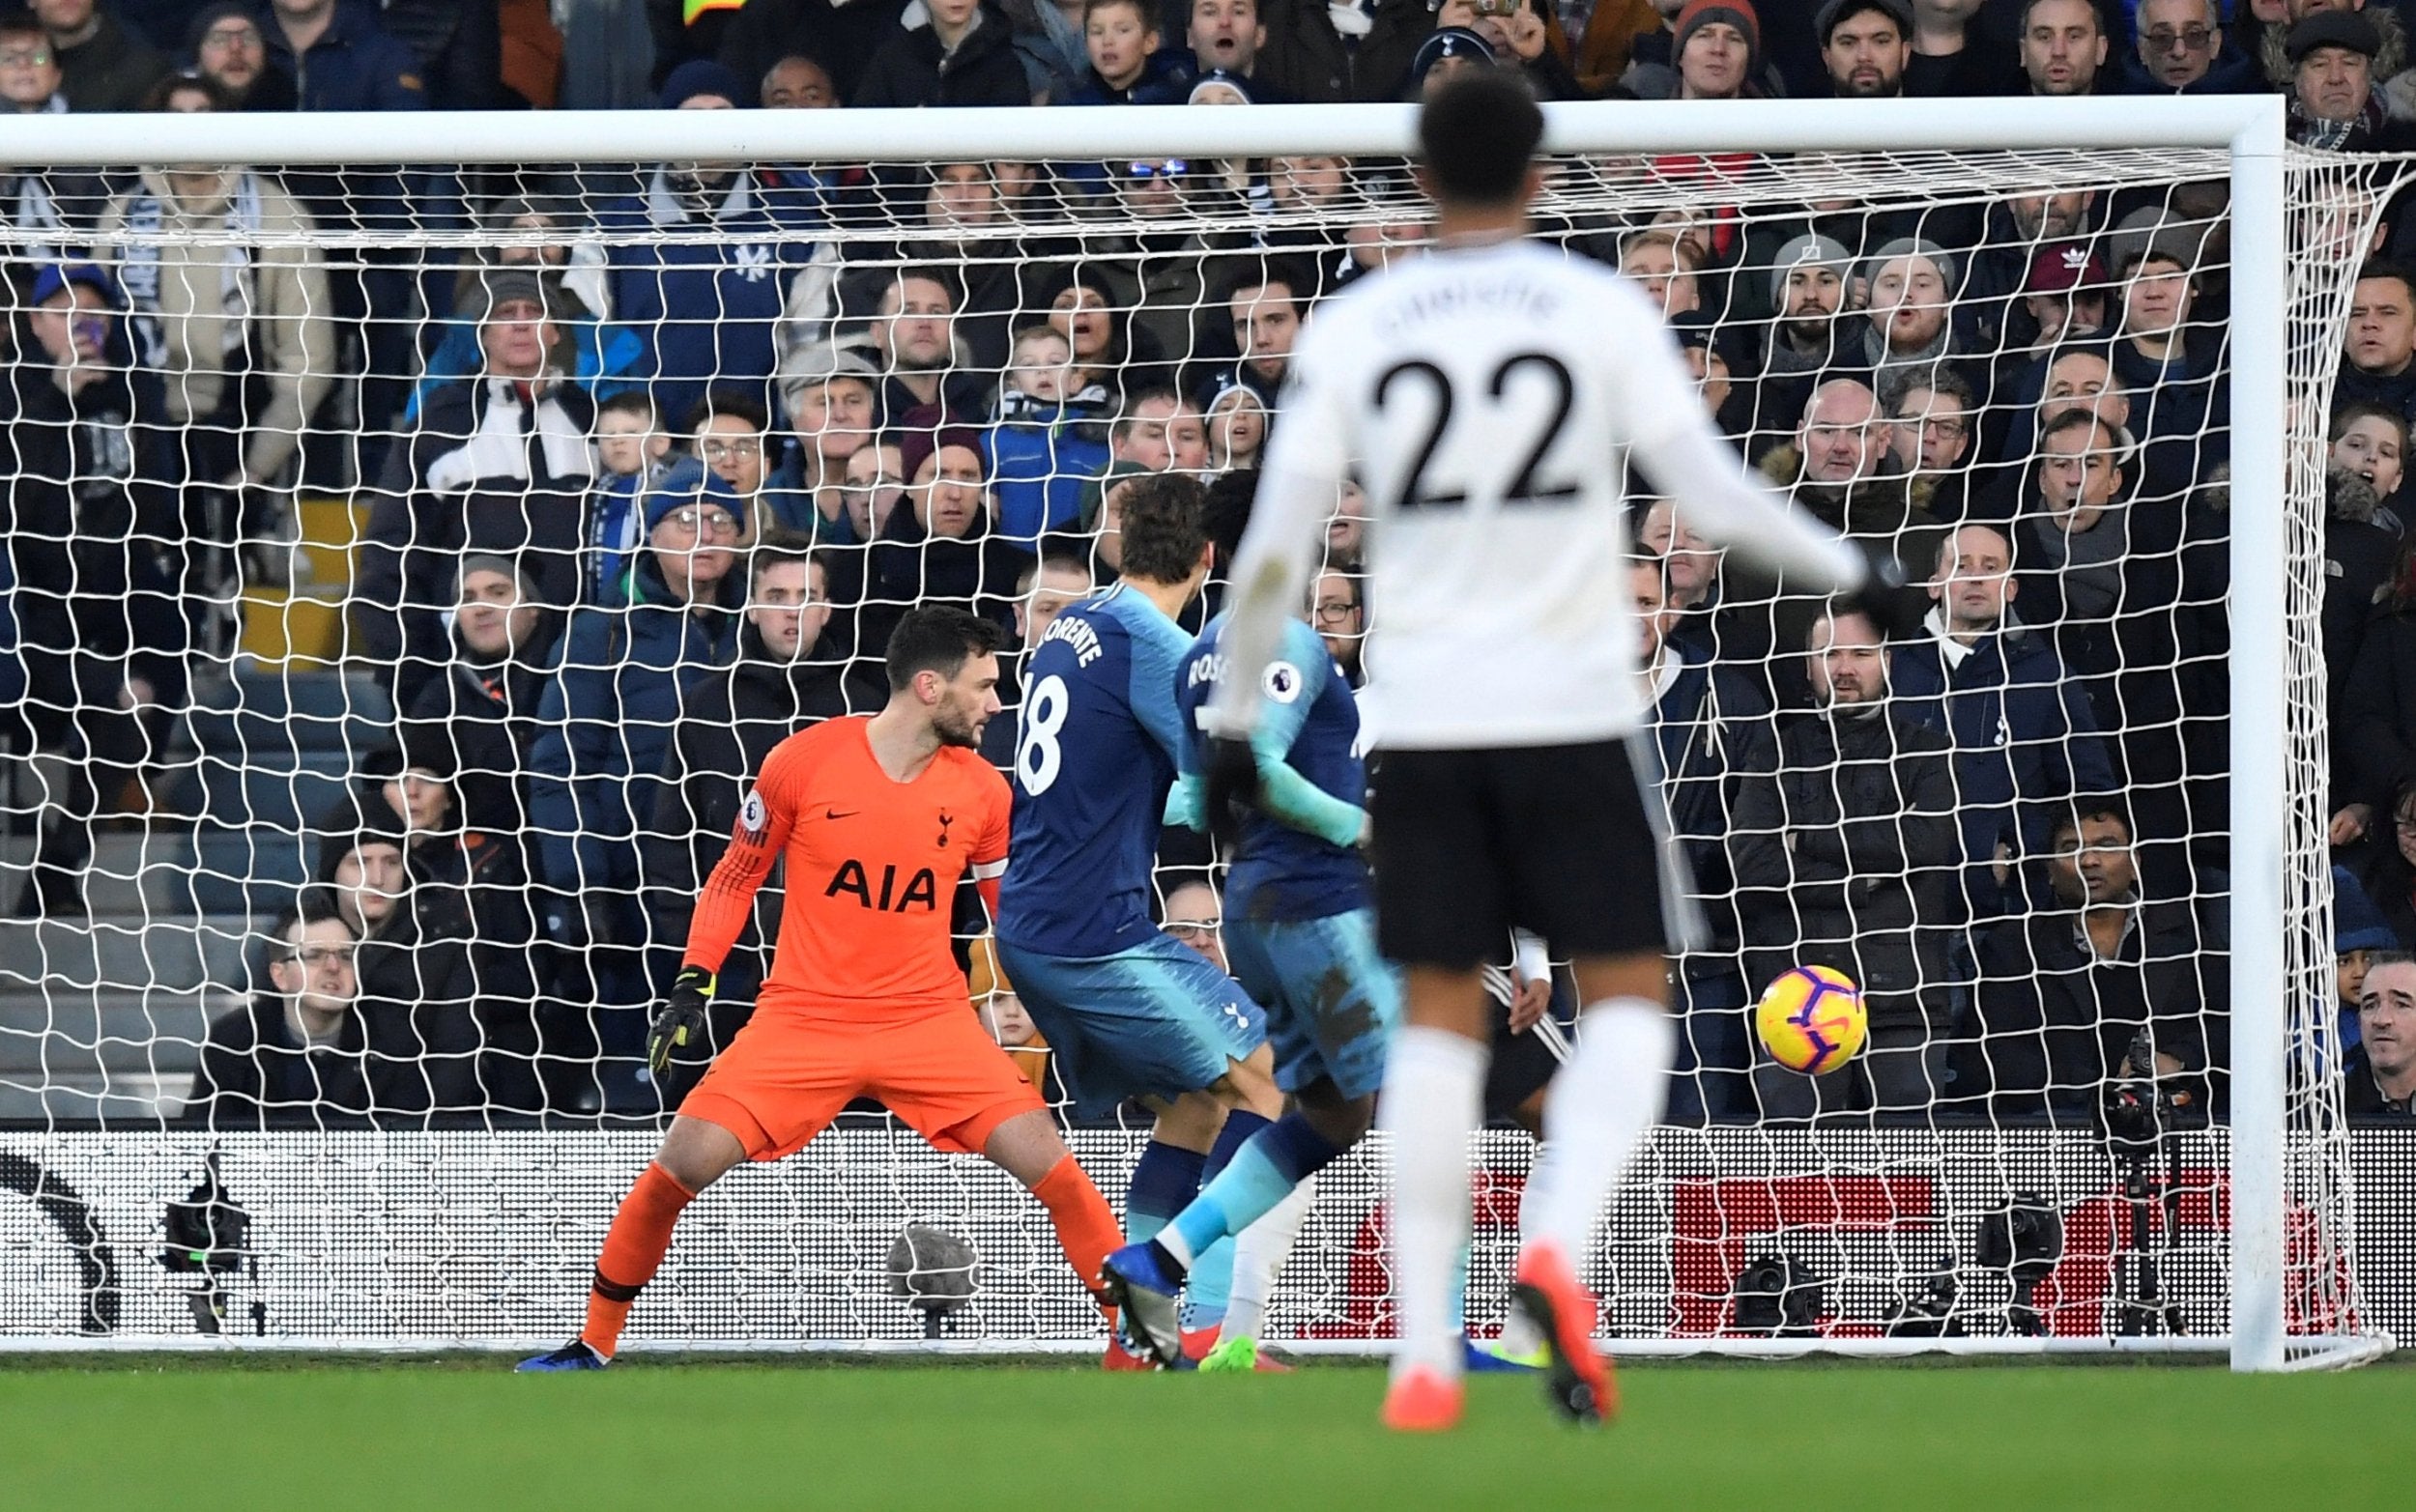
[1246,632,1364,848]
[677,747,803,984]
[1205,359,1348,744]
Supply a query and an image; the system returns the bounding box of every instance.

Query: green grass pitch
[2,1355,2402,1510]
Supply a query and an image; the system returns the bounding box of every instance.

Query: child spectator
[1066,0,1193,101]
[990,324,1113,539]
[589,390,675,606]
[1204,381,1266,473]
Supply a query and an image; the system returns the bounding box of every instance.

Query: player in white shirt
[1204,72,1877,1432]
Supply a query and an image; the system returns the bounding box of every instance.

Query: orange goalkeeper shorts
[679,1005,1048,1162]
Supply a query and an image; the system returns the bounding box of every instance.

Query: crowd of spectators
[3,0,2415,1127]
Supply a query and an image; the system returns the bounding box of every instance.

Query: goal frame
[6,95,2373,1371]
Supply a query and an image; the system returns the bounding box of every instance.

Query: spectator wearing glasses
[689,389,815,538]
[1891,369,1979,524]
[2120,0,2259,94]
[527,459,745,1106]
[0,14,114,291]
[1310,568,1365,685]
[184,3,298,110]
[185,888,386,1128]
[1161,874,1228,974]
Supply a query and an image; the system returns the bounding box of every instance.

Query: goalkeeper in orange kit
[519,606,1125,1369]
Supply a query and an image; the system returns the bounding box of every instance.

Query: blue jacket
[527,553,739,925]
[987,410,1110,540]
[259,2,426,110]
[1889,615,2119,921]
[596,172,831,430]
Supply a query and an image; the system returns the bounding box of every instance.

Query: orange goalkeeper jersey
[683,717,1011,1019]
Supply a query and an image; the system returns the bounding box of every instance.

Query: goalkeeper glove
[646,966,715,1080]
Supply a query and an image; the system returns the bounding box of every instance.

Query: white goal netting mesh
[0,124,2390,1355]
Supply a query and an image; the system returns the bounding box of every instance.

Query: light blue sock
[1172,1109,1269,1330]
[1165,1115,1346,1263]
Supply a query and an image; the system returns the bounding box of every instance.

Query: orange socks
[580,1162,698,1358]
[1032,1155,1124,1299]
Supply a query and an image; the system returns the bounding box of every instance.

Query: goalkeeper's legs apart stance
[519,1102,1124,1370]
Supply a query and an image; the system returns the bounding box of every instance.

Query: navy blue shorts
[994,932,1267,1119]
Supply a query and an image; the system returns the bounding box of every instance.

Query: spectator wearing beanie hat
[1739,230,1859,451]
[1670,0,1761,100]
[527,455,743,1103]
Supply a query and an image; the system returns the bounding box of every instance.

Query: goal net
[0,100,2389,1365]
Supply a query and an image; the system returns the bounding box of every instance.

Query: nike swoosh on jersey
[825,808,860,820]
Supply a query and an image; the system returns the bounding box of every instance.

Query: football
[1755,965,1869,1076]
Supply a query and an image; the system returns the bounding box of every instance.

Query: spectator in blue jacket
[526,458,744,1101]
[596,59,839,431]
[1892,523,2119,926]
[988,323,1112,539]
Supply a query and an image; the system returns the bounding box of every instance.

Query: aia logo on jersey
[826,861,939,912]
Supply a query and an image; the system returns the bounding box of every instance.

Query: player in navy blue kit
[1097,487,1396,1370]
[992,472,1283,1362]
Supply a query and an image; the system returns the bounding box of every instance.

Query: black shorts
[1371,738,1674,969]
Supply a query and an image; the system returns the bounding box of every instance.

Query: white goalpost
[0,97,2392,1369]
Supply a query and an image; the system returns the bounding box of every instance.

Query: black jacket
[860,500,1034,655]
[3,328,194,725]
[1728,705,1960,1033]
[355,831,547,1115]
[715,0,911,100]
[851,6,1034,106]
[357,376,596,706]
[2344,1043,2416,1122]
[184,998,385,1129]
[398,640,560,842]
[1968,898,2226,1122]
